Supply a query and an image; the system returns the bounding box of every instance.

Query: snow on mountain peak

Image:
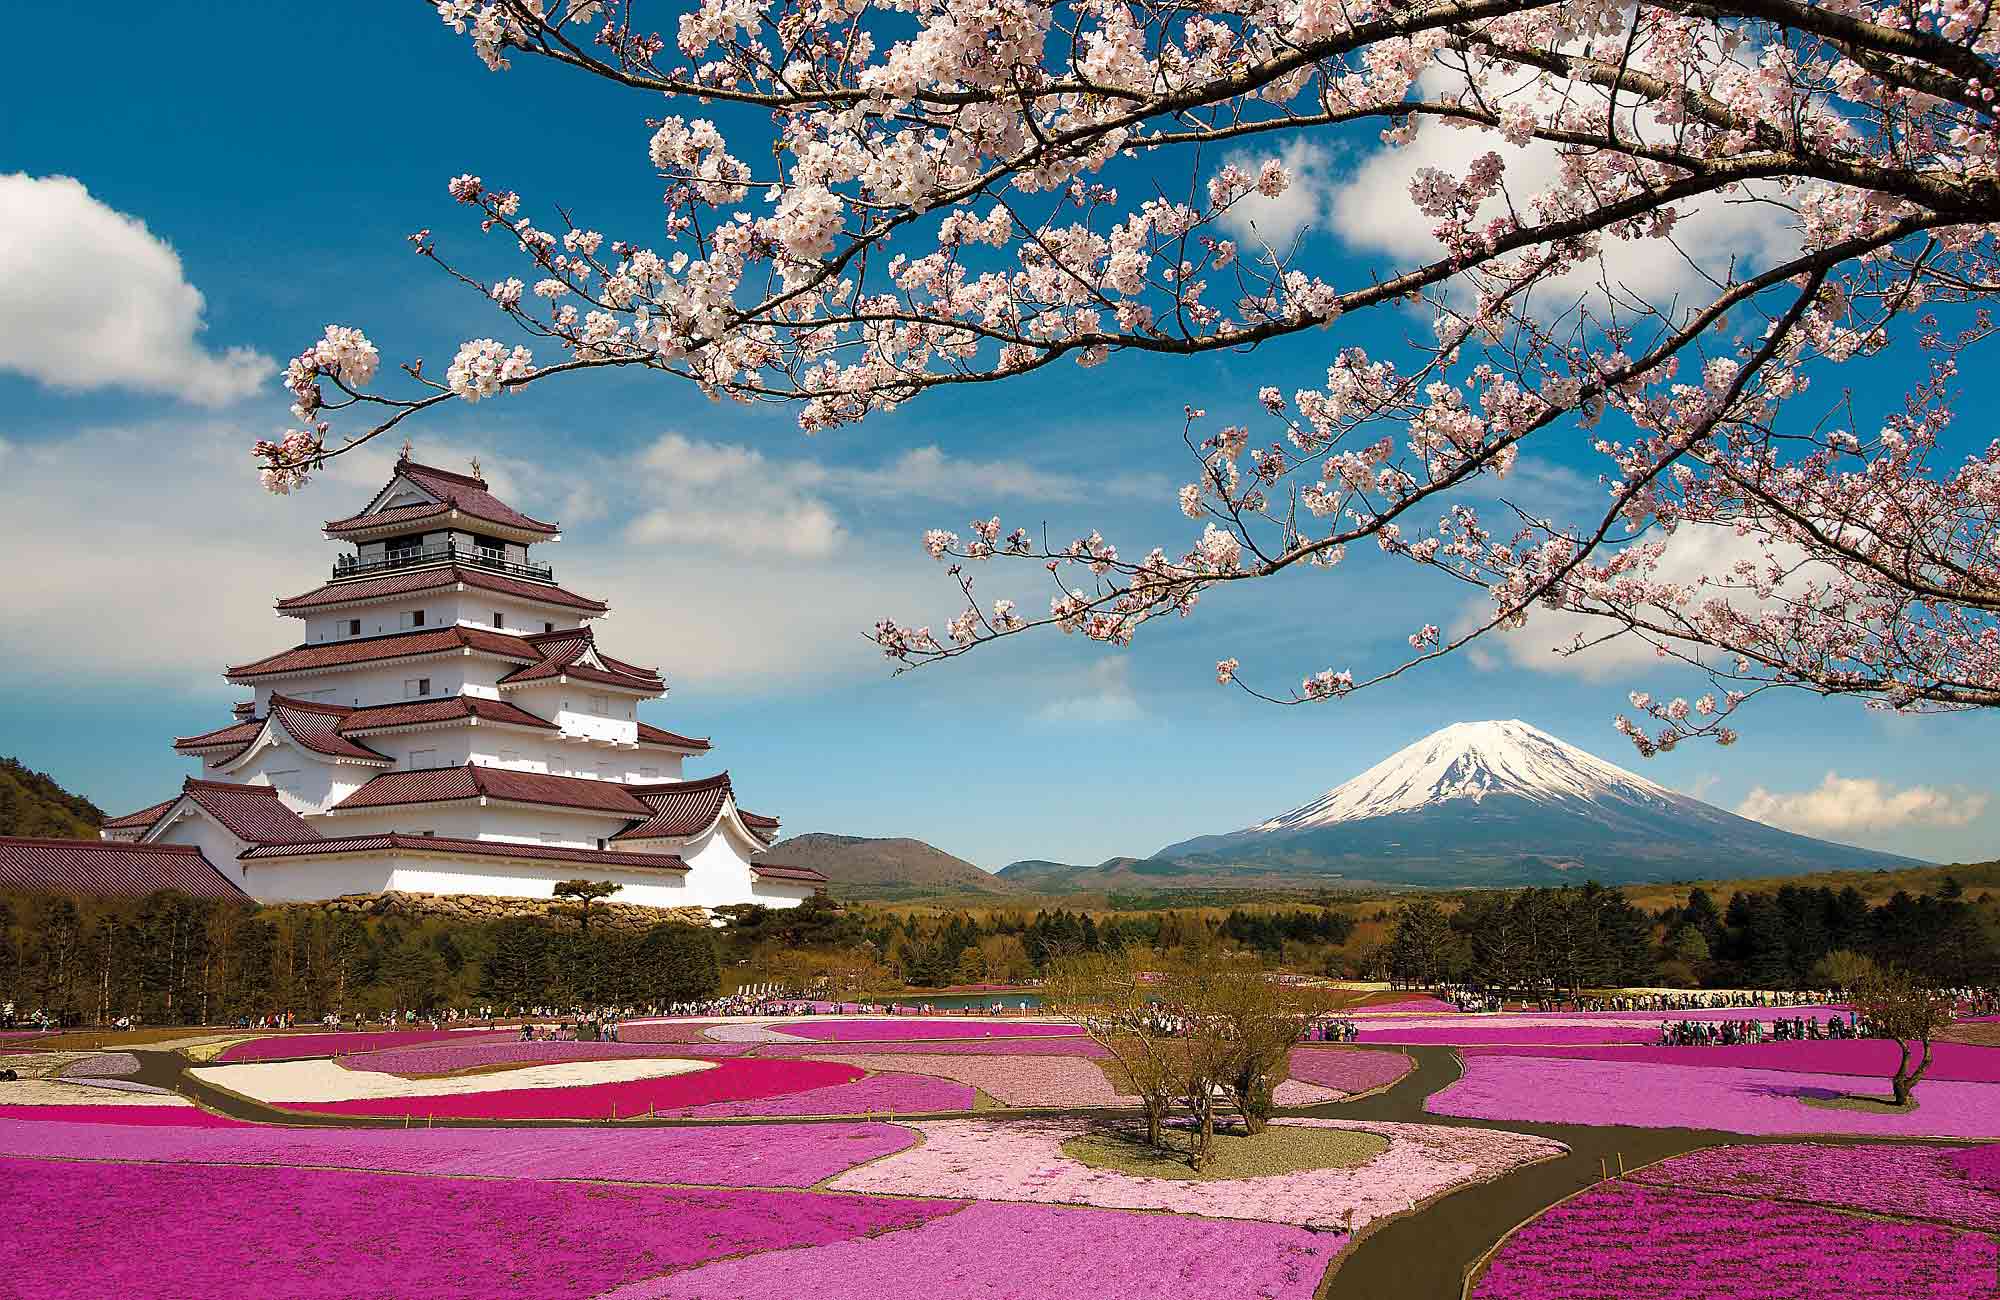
[1250,719,1681,833]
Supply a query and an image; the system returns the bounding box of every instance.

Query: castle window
[403,677,430,698]
[493,611,504,628]
[347,619,361,637]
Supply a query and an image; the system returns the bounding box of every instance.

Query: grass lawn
[1062,1122,1388,1180]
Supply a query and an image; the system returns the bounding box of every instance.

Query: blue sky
[1,3,1993,871]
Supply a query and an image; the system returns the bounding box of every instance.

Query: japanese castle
[94,452,824,910]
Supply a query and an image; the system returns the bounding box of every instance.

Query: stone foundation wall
[288,890,711,931]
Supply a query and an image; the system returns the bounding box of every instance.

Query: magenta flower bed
[1471,1180,1997,1299]
[1358,996,1461,1014]
[1287,1047,1413,1094]
[0,1155,962,1299]
[216,1028,517,1063]
[275,1056,863,1120]
[347,1039,753,1075]
[1431,1054,2000,1137]
[1361,1024,1656,1045]
[616,1200,1333,1300]
[0,1115,917,1186]
[0,1104,248,1127]
[1631,1143,2000,1230]
[773,1020,1085,1042]
[669,1071,974,1118]
[1468,1040,2000,1083]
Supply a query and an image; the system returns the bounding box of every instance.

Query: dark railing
[331,543,554,584]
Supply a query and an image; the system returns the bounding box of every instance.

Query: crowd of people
[1304,1018,1359,1043]
[1657,1012,1863,1046]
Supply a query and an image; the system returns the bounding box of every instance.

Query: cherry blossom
[256,1,2000,749]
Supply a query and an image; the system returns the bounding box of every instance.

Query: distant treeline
[1385,879,1997,992]
[0,891,720,1026]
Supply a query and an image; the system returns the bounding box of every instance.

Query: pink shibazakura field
[762,1019,1087,1042]
[612,1200,1334,1300]
[806,1052,1343,1108]
[0,1104,251,1127]
[0,1114,918,1187]
[1470,1178,1998,1299]
[1286,1048,1414,1095]
[0,1155,963,1300]
[345,1039,755,1075]
[1627,1142,2000,1231]
[275,1056,864,1119]
[830,1117,1565,1229]
[1466,1040,2000,1083]
[215,1028,517,1062]
[664,1070,974,1118]
[1431,1054,2000,1137]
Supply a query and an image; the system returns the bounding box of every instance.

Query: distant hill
[0,757,103,840]
[758,833,1015,900]
[998,855,1385,894]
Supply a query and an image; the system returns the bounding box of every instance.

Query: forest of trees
[0,757,103,840]
[1386,880,1999,993]
[0,890,719,1027]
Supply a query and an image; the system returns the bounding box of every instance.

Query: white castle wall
[239,850,811,909]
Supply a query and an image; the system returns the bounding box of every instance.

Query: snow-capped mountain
[1153,719,1923,886]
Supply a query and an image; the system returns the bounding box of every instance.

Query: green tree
[1851,968,1955,1106]
[552,880,621,935]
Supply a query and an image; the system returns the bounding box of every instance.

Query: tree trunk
[1890,1038,1915,1106]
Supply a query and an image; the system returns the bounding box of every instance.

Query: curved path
[120,1041,1984,1300]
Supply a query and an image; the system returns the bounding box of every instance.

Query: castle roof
[747,863,828,884]
[225,624,539,682]
[276,564,607,617]
[324,457,559,540]
[240,833,687,873]
[338,695,557,735]
[330,764,657,818]
[101,796,179,835]
[0,837,249,901]
[497,627,664,694]
[170,779,322,846]
[635,722,711,752]
[173,718,265,754]
[612,772,776,844]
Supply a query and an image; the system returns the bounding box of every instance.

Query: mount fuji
[1148,720,1924,886]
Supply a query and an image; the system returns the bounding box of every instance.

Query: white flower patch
[191,1056,715,1104]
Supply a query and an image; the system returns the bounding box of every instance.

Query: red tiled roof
[266,697,392,764]
[0,837,249,901]
[749,863,828,884]
[276,565,607,615]
[226,625,538,680]
[325,458,558,537]
[174,779,322,846]
[331,765,656,817]
[339,695,557,734]
[239,833,687,873]
[738,809,780,845]
[613,772,735,841]
[500,627,664,693]
[635,722,711,752]
[102,797,177,831]
[174,718,265,752]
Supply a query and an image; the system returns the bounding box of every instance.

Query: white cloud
[628,433,846,558]
[1032,658,1146,725]
[1218,139,1338,248]
[1738,773,1989,838]
[1457,523,1805,681]
[1325,69,1797,311]
[0,175,271,404]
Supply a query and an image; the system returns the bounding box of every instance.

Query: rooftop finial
[469,454,483,479]
[398,436,414,462]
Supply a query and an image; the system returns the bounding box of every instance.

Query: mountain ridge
[1148,719,1923,886]
[757,832,1015,900]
